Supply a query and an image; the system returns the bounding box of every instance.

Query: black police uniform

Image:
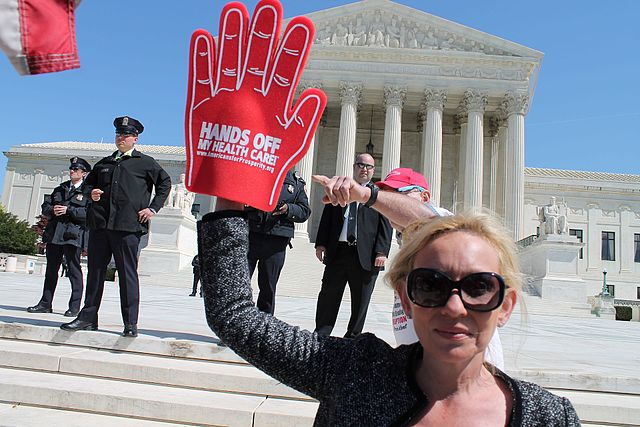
[28,157,92,316]
[246,170,310,314]
[69,116,171,333]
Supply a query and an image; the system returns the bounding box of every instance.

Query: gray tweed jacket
[198,212,581,426]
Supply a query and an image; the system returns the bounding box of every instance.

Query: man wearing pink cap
[375,168,503,368]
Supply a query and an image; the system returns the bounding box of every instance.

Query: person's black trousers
[314,243,378,338]
[191,270,201,296]
[79,229,141,325]
[247,233,289,315]
[38,243,83,312]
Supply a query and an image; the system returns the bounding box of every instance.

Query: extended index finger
[311,175,330,185]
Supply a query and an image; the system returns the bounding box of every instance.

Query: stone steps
[1,326,639,426]
[0,337,318,426]
[0,403,186,426]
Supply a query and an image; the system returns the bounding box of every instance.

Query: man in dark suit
[61,116,171,337]
[314,153,392,338]
[27,157,91,317]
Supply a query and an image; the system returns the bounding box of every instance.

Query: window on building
[606,284,615,297]
[635,234,640,263]
[637,287,640,300]
[601,231,615,261]
[569,229,584,259]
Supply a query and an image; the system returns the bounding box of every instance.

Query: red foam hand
[185,0,326,211]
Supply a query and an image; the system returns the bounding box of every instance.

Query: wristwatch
[364,183,379,208]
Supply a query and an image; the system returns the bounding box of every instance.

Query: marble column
[496,115,508,217]
[503,92,529,240]
[488,119,499,213]
[455,113,467,212]
[620,206,633,273]
[295,81,323,240]
[462,90,488,212]
[28,169,45,225]
[586,203,602,272]
[336,82,362,177]
[381,85,406,178]
[420,89,446,206]
[1,167,16,209]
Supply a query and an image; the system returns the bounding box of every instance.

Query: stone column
[462,90,487,212]
[586,203,601,272]
[420,89,446,206]
[620,206,633,273]
[488,119,500,213]
[295,81,323,240]
[503,92,529,240]
[496,115,508,217]
[1,167,16,209]
[28,169,46,225]
[381,85,406,177]
[336,82,362,177]
[454,113,467,211]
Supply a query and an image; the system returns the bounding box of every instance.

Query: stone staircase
[1,321,639,426]
[0,322,318,426]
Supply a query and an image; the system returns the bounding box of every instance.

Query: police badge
[287,184,294,193]
[76,194,83,201]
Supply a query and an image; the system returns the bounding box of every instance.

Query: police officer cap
[114,116,144,135]
[69,156,91,172]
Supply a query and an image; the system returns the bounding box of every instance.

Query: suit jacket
[315,203,392,271]
[42,179,91,248]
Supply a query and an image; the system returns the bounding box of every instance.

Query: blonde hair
[385,213,523,299]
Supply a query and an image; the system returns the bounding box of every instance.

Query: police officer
[61,116,171,337]
[27,157,92,317]
[246,170,310,314]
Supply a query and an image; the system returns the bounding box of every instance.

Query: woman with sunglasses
[199,200,580,425]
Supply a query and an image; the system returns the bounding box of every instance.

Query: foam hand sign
[185,0,326,211]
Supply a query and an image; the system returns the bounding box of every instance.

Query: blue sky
[1,0,638,196]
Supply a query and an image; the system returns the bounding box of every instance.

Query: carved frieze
[313,10,516,56]
[569,207,584,216]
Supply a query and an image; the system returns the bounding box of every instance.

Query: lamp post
[601,268,610,297]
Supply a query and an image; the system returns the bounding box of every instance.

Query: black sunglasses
[407,268,506,312]
[69,167,85,172]
[355,162,374,170]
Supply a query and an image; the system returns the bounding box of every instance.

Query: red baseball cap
[375,168,429,192]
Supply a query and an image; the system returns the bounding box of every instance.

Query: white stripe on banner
[0,0,29,75]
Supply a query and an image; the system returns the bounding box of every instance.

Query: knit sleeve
[198,211,353,400]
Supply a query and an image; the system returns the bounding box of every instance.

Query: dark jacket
[245,170,310,239]
[315,201,392,271]
[42,180,91,248]
[85,149,171,234]
[197,213,581,427]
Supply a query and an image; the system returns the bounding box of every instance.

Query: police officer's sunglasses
[69,167,85,172]
[407,268,506,312]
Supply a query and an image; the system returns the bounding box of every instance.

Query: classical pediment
[297,0,542,59]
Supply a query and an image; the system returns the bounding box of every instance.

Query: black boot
[27,304,52,314]
[60,318,98,331]
[122,324,138,337]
